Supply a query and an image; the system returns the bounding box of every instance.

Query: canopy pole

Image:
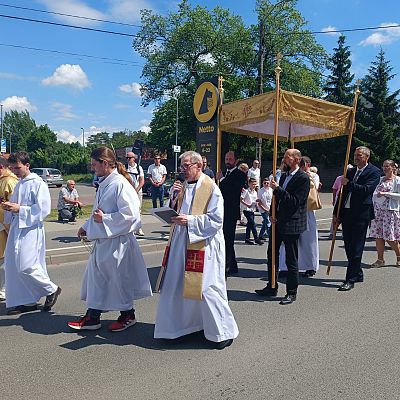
[327,80,361,275]
[271,53,282,289]
[216,76,224,178]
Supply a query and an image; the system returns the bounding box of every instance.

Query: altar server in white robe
[154,151,238,350]
[279,156,320,276]
[3,151,61,315]
[68,147,152,332]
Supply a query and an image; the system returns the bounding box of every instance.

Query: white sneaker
[137,229,145,237]
[0,290,5,301]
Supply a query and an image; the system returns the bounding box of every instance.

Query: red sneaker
[68,313,101,331]
[108,314,136,332]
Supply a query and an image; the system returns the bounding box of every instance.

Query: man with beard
[255,149,309,305]
[217,151,247,275]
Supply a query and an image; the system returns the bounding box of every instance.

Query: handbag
[307,176,322,211]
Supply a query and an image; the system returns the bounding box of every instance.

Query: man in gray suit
[255,149,310,305]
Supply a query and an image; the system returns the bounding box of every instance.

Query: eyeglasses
[263,181,269,184]
[180,162,197,171]
[126,157,134,159]
[154,157,161,160]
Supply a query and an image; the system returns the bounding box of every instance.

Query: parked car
[31,168,64,187]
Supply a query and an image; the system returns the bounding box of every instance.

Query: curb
[45,238,168,265]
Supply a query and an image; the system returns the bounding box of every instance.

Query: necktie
[354,169,362,182]
[225,170,231,178]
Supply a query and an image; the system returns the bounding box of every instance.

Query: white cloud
[359,23,400,46]
[107,0,152,23]
[37,0,106,26]
[119,82,142,96]
[42,64,91,90]
[55,129,81,144]
[139,125,151,134]
[1,96,37,112]
[0,72,39,81]
[51,102,79,120]
[321,26,339,36]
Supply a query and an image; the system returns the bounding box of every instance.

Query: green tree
[86,132,111,147]
[355,49,400,165]
[27,124,57,152]
[306,34,355,166]
[3,110,36,151]
[323,34,354,105]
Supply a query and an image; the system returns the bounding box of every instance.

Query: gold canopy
[220,89,354,142]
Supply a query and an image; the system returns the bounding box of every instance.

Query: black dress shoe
[254,239,264,245]
[215,339,233,350]
[7,304,38,315]
[338,281,354,291]
[245,239,255,245]
[303,270,316,277]
[255,286,278,297]
[43,286,62,311]
[279,294,296,305]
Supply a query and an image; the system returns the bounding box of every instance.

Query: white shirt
[147,163,167,184]
[257,186,273,213]
[242,188,258,212]
[248,167,260,183]
[127,163,144,192]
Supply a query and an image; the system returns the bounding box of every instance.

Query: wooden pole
[216,76,224,180]
[271,53,282,288]
[326,81,361,275]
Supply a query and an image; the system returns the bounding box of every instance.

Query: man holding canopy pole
[255,149,309,305]
[333,146,380,291]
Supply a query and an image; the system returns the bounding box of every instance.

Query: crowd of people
[0,145,399,350]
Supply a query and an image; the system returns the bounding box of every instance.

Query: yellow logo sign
[193,82,218,123]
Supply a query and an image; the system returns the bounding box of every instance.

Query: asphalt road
[1,207,400,399]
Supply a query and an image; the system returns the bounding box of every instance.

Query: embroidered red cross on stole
[183,249,205,300]
[185,249,205,273]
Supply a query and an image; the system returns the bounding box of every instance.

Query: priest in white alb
[154,151,238,350]
[3,151,61,315]
[68,147,152,332]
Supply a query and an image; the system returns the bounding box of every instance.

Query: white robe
[80,169,152,311]
[4,173,57,308]
[154,174,239,343]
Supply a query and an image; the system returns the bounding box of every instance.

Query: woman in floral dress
[369,160,400,267]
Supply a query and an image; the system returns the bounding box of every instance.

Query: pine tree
[306,35,354,166]
[356,49,400,165]
[324,34,354,105]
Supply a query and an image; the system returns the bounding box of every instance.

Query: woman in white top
[369,160,400,267]
[241,178,263,245]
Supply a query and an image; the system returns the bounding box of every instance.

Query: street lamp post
[0,104,3,154]
[175,96,178,175]
[81,128,85,159]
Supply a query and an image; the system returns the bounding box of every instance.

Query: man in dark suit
[218,151,247,275]
[334,146,381,291]
[255,149,310,305]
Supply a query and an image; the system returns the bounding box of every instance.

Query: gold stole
[155,175,214,300]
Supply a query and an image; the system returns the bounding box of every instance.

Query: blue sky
[1,0,400,145]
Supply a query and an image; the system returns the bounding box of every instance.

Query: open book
[149,206,179,225]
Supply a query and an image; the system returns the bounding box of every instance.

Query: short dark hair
[8,151,30,165]
[300,156,311,167]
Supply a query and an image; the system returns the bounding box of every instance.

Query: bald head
[224,151,237,169]
[283,148,302,172]
[126,151,137,166]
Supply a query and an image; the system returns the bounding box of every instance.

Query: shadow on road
[52,236,81,244]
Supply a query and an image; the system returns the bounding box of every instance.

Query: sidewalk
[44,193,333,265]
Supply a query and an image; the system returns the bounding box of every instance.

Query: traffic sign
[172,145,181,153]
[1,138,6,153]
